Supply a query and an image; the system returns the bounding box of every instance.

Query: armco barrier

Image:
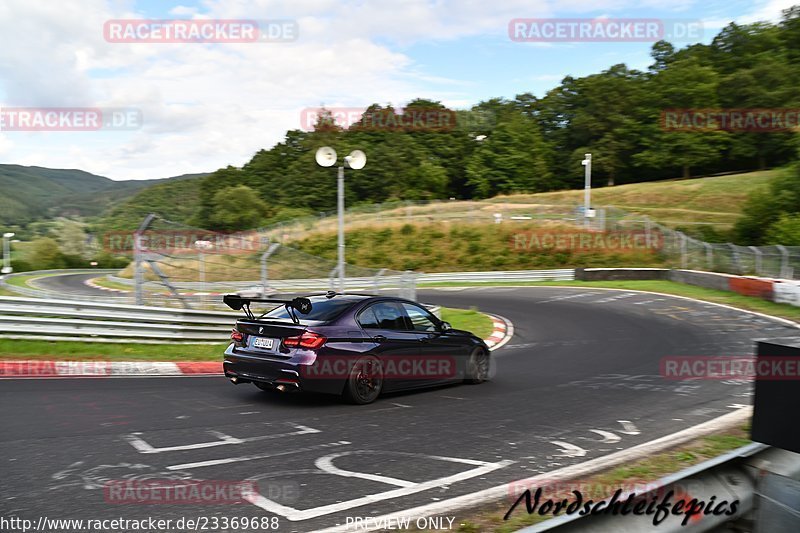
[0,296,236,343]
[0,296,442,343]
[577,268,669,281]
[667,269,734,292]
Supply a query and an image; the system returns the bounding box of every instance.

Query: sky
[0,0,795,180]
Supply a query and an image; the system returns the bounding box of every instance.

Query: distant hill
[98,177,204,230]
[0,164,209,225]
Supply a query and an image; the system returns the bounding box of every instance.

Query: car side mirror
[440,321,452,331]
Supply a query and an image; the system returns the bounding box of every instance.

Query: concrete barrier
[577,268,668,281]
[667,269,735,292]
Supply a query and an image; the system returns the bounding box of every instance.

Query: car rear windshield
[261,297,357,323]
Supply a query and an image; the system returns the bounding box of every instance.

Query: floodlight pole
[582,153,592,229]
[2,232,14,275]
[337,165,345,294]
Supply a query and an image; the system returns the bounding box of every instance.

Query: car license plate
[253,337,275,350]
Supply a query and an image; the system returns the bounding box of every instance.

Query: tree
[634,58,729,178]
[765,213,800,245]
[29,237,66,269]
[465,113,552,197]
[207,185,271,231]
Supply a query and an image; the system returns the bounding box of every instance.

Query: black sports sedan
[222,293,491,404]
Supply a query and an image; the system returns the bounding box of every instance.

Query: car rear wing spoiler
[223,294,312,323]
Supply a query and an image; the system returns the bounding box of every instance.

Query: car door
[399,302,467,385]
[357,301,421,392]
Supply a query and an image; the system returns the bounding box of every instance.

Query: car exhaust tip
[230,377,239,384]
[276,384,286,392]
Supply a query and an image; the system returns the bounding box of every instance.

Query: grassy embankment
[102,169,778,282]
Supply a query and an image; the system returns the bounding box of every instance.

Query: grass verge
[0,307,495,360]
[0,339,227,360]
[433,425,751,533]
[441,307,495,339]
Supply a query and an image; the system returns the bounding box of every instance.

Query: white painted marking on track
[550,441,587,458]
[538,292,599,304]
[123,431,243,453]
[589,430,621,444]
[618,420,641,435]
[315,453,416,488]
[124,424,319,454]
[167,440,350,470]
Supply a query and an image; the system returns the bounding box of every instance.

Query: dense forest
[142,8,800,234]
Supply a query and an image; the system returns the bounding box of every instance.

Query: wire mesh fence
[119,215,417,308]
[604,208,800,279]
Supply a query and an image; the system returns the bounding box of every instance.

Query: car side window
[359,302,407,330]
[401,303,439,332]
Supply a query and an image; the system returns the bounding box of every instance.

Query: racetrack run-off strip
[0,315,514,378]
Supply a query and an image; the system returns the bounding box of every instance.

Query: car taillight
[230,329,244,342]
[283,331,326,350]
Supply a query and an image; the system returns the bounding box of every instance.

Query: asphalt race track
[29,272,116,297]
[2,285,798,532]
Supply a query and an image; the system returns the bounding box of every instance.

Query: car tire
[465,347,490,384]
[343,356,383,405]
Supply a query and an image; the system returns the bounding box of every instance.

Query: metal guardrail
[0,296,237,343]
[106,269,577,292]
[0,296,442,343]
[418,269,575,283]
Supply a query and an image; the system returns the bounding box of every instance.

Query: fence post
[680,232,688,269]
[727,243,743,274]
[704,242,713,270]
[749,246,763,276]
[373,268,387,294]
[776,245,792,279]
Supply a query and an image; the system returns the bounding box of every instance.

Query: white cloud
[0,0,757,180]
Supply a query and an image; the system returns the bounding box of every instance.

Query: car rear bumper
[222,344,344,395]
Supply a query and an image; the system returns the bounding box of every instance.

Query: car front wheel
[465,347,490,384]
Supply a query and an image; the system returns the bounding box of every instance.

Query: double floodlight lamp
[315,147,367,170]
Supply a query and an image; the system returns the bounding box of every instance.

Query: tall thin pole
[198,250,205,308]
[2,234,12,274]
[583,153,592,229]
[134,232,143,305]
[337,165,345,294]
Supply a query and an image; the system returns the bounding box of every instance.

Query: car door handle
[372,335,387,342]
[418,336,430,343]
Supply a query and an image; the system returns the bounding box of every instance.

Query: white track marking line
[315,454,416,488]
[589,430,621,444]
[123,431,242,453]
[167,441,350,470]
[124,424,319,454]
[550,441,587,458]
[618,420,641,435]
